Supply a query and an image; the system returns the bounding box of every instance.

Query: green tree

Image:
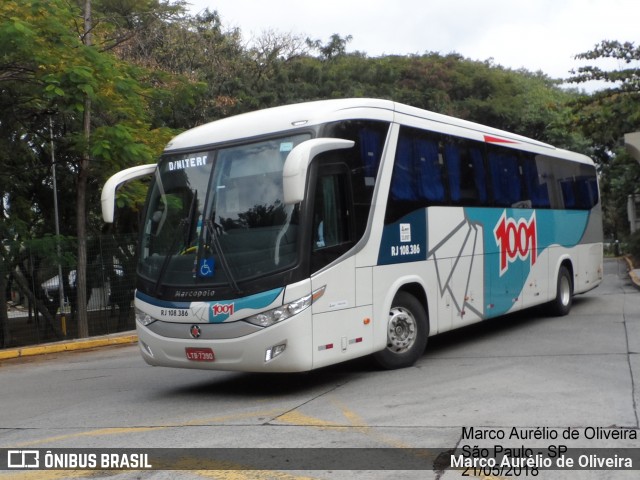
[277,49,580,148]
[0,0,174,338]
[116,7,253,126]
[569,40,640,239]
[306,34,353,61]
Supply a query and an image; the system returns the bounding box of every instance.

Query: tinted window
[487,147,525,207]
[323,120,389,238]
[521,154,551,208]
[384,127,598,224]
[576,165,599,209]
[386,127,447,222]
[536,155,599,210]
[444,137,487,205]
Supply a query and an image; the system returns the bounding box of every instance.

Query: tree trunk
[76,0,92,338]
[12,268,62,340]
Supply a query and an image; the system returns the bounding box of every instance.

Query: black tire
[373,291,429,369]
[548,265,573,316]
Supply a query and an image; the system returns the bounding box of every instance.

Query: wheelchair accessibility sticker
[198,258,215,278]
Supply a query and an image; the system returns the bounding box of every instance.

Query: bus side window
[522,155,551,208]
[322,119,389,239]
[386,127,446,223]
[553,160,582,210]
[414,137,445,202]
[390,134,418,202]
[487,147,523,207]
[469,146,488,204]
[577,165,599,209]
[444,139,486,205]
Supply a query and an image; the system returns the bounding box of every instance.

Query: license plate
[185,347,215,362]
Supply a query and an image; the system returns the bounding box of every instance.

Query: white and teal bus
[102,99,603,372]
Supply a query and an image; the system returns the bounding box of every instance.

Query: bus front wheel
[373,291,428,369]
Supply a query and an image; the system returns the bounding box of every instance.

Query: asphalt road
[0,258,639,479]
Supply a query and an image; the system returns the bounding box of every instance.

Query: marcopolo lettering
[174,289,216,299]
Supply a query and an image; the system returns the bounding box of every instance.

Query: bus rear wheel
[373,291,428,369]
[548,265,573,316]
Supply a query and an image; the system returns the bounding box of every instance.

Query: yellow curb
[623,255,640,289]
[0,334,138,361]
[623,255,635,271]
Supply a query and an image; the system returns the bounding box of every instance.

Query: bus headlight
[135,308,157,326]
[245,286,325,328]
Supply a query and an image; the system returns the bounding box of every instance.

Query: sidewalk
[0,331,137,361]
[623,255,640,290]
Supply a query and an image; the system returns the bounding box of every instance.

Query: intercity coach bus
[102,99,603,372]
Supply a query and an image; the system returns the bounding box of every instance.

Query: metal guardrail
[2,235,138,349]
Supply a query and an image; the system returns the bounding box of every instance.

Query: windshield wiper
[204,218,242,295]
[153,192,198,296]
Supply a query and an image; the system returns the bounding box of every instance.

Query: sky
[185,0,640,89]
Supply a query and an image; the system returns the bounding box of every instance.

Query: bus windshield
[139,133,311,288]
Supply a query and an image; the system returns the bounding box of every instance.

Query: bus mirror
[283,138,354,204]
[101,164,156,223]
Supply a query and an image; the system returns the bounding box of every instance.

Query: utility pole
[76,0,92,338]
[50,116,66,336]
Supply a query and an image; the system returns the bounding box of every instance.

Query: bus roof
[164,98,593,165]
[165,98,393,152]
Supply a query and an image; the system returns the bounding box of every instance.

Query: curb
[623,256,640,290]
[0,332,138,361]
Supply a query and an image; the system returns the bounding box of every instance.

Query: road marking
[277,410,344,429]
[279,398,503,480]
[1,404,498,480]
[181,408,284,426]
[192,470,318,479]
[0,472,100,480]
[5,427,164,448]
[4,409,284,449]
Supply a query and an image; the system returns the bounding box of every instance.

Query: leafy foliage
[569,40,640,238]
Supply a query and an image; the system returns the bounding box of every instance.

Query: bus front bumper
[136,311,313,373]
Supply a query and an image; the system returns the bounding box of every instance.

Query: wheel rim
[387,306,417,354]
[559,275,571,306]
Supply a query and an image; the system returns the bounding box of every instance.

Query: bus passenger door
[309,163,372,368]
